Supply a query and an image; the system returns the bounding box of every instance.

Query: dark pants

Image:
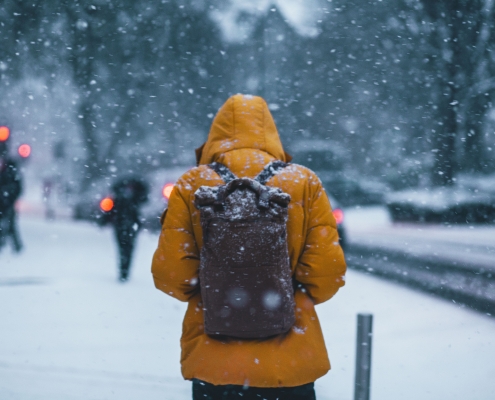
[114,223,138,280]
[192,379,316,400]
[0,207,22,252]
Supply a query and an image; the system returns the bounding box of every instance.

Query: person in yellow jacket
[152,94,346,400]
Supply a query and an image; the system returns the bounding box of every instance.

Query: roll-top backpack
[194,161,295,339]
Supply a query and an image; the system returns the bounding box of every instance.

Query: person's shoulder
[5,158,21,178]
[282,163,322,185]
[134,178,149,193]
[176,165,218,184]
[174,165,217,194]
[6,158,18,168]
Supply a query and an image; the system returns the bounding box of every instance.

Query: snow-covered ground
[1,214,495,400]
[344,206,495,270]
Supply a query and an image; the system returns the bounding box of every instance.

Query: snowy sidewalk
[1,216,495,400]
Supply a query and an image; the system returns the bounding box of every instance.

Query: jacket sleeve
[151,178,200,302]
[294,177,346,305]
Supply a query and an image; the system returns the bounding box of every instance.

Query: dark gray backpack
[194,161,295,339]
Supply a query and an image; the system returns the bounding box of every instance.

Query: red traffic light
[100,197,114,212]
[18,144,31,158]
[162,183,175,200]
[0,126,10,141]
[332,208,344,225]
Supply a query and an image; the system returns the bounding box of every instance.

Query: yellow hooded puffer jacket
[152,94,346,388]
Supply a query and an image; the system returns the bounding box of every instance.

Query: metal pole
[354,313,373,400]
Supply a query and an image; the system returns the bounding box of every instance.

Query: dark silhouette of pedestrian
[42,177,56,220]
[101,177,149,282]
[0,140,23,253]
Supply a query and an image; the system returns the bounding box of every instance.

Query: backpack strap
[254,161,289,185]
[208,162,237,183]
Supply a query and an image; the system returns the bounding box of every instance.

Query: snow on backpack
[193,161,296,338]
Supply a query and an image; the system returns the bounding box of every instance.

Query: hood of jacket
[196,94,291,165]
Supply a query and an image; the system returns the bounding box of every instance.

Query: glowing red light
[162,183,175,200]
[100,197,114,212]
[333,208,344,224]
[18,144,31,158]
[0,126,10,141]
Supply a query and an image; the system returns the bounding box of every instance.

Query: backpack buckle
[258,189,270,209]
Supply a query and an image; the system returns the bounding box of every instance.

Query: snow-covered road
[345,206,495,270]
[1,216,495,400]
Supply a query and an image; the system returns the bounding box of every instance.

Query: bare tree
[410,0,494,184]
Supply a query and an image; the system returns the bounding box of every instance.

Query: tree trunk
[431,2,462,186]
[78,100,101,185]
[65,3,103,188]
[431,82,457,186]
[463,94,488,173]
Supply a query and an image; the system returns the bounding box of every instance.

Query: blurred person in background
[42,177,55,220]
[0,140,23,253]
[101,177,149,282]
